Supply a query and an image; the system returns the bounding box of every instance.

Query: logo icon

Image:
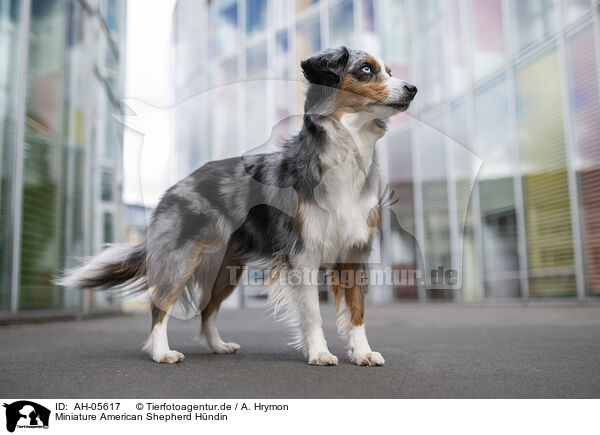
[3,401,50,433]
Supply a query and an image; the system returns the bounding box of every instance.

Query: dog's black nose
[403,83,418,96]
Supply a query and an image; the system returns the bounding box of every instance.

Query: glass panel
[273,0,292,29]
[213,57,239,160]
[567,27,600,297]
[245,81,268,149]
[413,0,443,108]
[246,40,267,76]
[451,101,478,300]
[218,0,238,56]
[517,49,576,297]
[387,129,417,299]
[474,77,521,298]
[103,212,113,244]
[20,0,68,309]
[0,0,21,310]
[513,0,557,51]
[566,0,590,24]
[329,0,354,48]
[296,0,318,13]
[362,0,375,33]
[420,114,452,299]
[99,0,120,34]
[245,0,267,38]
[101,170,113,201]
[274,30,289,79]
[296,14,321,67]
[446,2,467,95]
[379,0,410,81]
[471,0,505,79]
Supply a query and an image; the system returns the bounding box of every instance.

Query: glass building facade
[171,0,600,302]
[0,0,127,315]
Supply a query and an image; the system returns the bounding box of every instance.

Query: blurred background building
[171,0,600,303]
[0,0,127,316]
[1,0,598,317]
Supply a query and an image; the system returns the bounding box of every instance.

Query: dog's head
[300,47,417,122]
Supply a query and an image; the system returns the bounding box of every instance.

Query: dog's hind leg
[143,244,204,363]
[200,256,244,354]
[144,303,185,363]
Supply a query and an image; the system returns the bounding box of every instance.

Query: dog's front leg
[291,254,338,366]
[331,262,384,366]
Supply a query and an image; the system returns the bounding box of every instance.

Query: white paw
[352,351,385,366]
[308,351,339,366]
[155,350,185,364]
[211,341,240,354]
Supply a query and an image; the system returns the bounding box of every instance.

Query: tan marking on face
[364,57,381,74]
[332,73,390,120]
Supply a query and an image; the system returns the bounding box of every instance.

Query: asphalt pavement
[1,303,599,398]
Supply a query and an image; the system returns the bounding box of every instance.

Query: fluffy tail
[56,243,147,293]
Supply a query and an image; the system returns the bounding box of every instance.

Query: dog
[58,47,417,366]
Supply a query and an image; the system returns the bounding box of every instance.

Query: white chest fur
[299,115,380,263]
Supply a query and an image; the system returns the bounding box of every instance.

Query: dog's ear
[300,47,350,87]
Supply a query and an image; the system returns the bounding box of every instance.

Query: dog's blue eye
[362,66,371,74]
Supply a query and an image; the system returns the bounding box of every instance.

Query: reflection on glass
[246,0,267,37]
[273,0,292,29]
[101,170,113,202]
[420,114,452,298]
[274,31,292,137]
[446,3,467,95]
[451,101,477,300]
[218,0,238,56]
[245,81,268,150]
[103,212,113,244]
[246,41,267,76]
[218,56,238,85]
[474,77,521,298]
[567,27,600,296]
[517,49,576,297]
[329,0,354,48]
[296,0,318,13]
[513,0,557,51]
[20,0,71,309]
[0,0,21,310]
[378,0,409,97]
[566,0,590,24]
[296,13,321,114]
[387,129,417,299]
[362,0,375,33]
[471,0,505,79]
[413,0,443,108]
[296,13,321,67]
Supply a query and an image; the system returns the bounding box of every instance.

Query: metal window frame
[9,0,32,314]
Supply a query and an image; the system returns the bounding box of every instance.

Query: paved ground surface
[1,304,599,398]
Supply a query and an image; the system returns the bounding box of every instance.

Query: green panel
[19,0,85,310]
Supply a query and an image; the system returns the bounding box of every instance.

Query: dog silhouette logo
[3,401,50,432]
